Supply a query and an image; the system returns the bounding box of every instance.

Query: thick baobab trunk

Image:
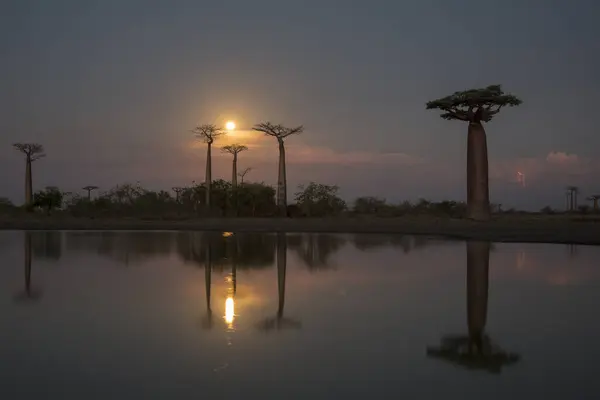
[25,157,32,206]
[277,140,287,217]
[232,153,238,190]
[205,142,212,208]
[231,153,238,216]
[276,232,287,318]
[466,241,490,353]
[466,122,490,220]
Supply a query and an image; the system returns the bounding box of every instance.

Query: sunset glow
[225,121,236,131]
[225,296,235,325]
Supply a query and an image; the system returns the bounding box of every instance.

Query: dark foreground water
[0,231,599,399]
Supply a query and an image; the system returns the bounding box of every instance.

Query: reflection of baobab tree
[566,244,578,258]
[202,239,214,330]
[13,232,42,303]
[426,241,520,374]
[288,233,345,270]
[257,233,301,332]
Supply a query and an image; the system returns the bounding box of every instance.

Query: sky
[1,0,599,210]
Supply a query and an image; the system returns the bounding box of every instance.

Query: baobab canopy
[426,85,522,123]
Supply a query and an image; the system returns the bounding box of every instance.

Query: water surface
[0,231,599,399]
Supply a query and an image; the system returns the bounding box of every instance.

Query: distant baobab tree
[253,122,304,216]
[566,186,579,211]
[13,143,46,207]
[221,144,248,190]
[172,187,184,202]
[192,124,225,209]
[426,85,522,221]
[82,185,99,201]
[238,167,252,184]
[587,194,600,212]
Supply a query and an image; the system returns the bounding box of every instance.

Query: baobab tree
[222,144,248,215]
[426,85,522,221]
[253,122,304,216]
[172,187,183,203]
[238,167,252,184]
[192,124,225,209]
[587,194,600,212]
[13,143,46,207]
[82,185,98,201]
[566,186,579,211]
[221,144,248,190]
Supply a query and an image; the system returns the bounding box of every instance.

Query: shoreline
[1,216,599,245]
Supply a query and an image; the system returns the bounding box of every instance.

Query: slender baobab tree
[566,186,579,211]
[192,124,225,209]
[588,195,600,212]
[82,185,99,201]
[222,144,248,215]
[221,144,248,190]
[13,143,46,207]
[172,187,183,203]
[238,167,252,184]
[426,85,522,221]
[253,122,304,216]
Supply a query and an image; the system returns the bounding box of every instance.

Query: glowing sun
[225,121,236,131]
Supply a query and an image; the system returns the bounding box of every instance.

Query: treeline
[21,231,456,269]
[1,180,596,218]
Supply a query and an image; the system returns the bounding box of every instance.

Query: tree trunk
[87,190,91,201]
[205,142,212,209]
[25,157,32,207]
[594,198,598,211]
[232,153,238,216]
[466,241,490,353]
[277,139,287,217]
[276,232,287,318]
[466,122,490,220]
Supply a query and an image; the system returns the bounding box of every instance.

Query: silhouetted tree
[426,85,522,221]
[253,122,304,216]
[238,167,252,184]
[566,186,579,211]
[33,186,63,214]
[222,144,248,215]
[82,185,99,201]
[294,182,347,217]
[192,124,225,209]
[13,143,46,208]
[588,195,600,212]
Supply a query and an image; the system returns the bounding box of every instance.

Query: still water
[0,231,599,399]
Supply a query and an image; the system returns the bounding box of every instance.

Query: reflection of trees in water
[66,232,175,265]
[287,233,345,270]
[65,231,346,271]
[176,232,276,270]
[352,234,496,254]
[13,232,42,303]
[30,231,62,260]
[257,233,301,332]
[426,241,520,374]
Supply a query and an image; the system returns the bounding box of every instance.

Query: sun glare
[225,121,236,131]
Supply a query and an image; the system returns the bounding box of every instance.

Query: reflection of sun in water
[225,121,236,131]
[225,296,235,325]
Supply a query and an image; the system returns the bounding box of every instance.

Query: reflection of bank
[13,232,42,303]
[257,233,301,332]
[427,241,520,374]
